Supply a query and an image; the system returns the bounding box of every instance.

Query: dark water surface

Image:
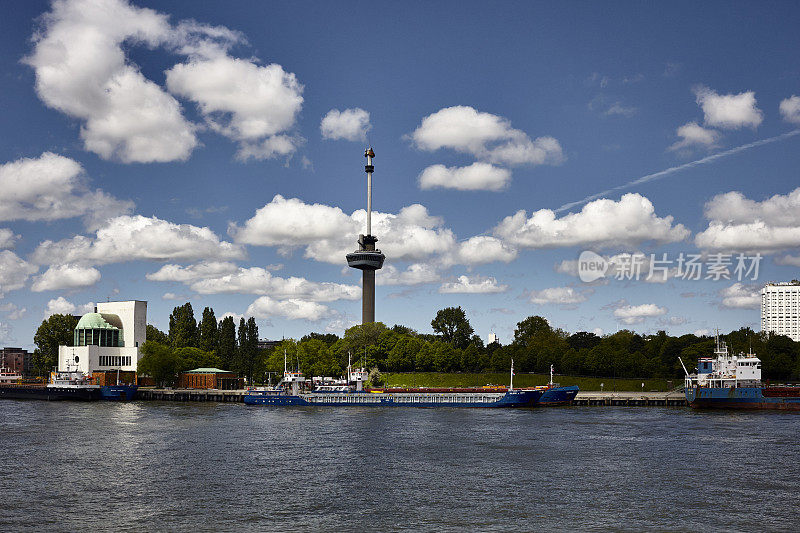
[1,401,798,532]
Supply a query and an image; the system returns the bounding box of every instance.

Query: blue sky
[1,0,799,349]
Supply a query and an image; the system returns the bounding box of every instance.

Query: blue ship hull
[244,389,542,407]
[538,385,579,406]
[686,386,800,410]
[100,385,138,401]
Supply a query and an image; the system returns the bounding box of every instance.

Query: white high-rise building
[761,282,800,341]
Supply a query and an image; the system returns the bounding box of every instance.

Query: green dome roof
[76,312,121,330]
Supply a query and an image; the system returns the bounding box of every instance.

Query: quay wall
[136,388,687,406]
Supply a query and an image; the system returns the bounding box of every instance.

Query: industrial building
[179,368,242,390]
[0,347,31,376]
[761,282,800,341]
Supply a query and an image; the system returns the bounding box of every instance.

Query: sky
[1,0,799,349]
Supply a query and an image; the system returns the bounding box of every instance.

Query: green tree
[236,318,247,375]
[431,307,474,349]
[333,322,388,367]
[168,303,197,348]
[513,316,553,347]
[297,338,341,376]
[243,317,259,382]
[265,339,298,374]
[568,331,601,350]
[300,332,339,346]
[198,307,218,352]
[432,342,460,372]
[174,346,220,372]
[387,336,424,372]
[33,314,78,376]
[146,324,169,345]
[217,316,237,370]
[137,341,180,387]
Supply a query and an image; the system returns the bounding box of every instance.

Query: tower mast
[346,147,385,324]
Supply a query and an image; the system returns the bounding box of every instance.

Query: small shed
[179,368,242,390]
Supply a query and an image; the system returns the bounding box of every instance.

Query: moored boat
[681,335,800,410]
[245,359,542,408]
[532,365,580,406]
[100,385,138,401]
[0,369,101,401]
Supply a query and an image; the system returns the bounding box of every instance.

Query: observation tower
[346,147,385,324]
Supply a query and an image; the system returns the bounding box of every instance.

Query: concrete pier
[137,388,246,402]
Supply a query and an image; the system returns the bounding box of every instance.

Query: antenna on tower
[364,146,375,236]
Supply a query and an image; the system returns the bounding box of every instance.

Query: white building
[58,301,147,374]
[761,282,800,341]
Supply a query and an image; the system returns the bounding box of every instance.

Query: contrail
[555,129,800,213]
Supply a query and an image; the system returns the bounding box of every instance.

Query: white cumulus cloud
[494,193,689,249]
[165,47,304,160]
[25,0,306,163]
[775,255,800,267]
[668,121,719,151]
[779,96,800,124]
[696,188,800,252]
[320,108,371,141]
[0,251,39,298]
[693,85,763,129]
[229,195,353,248]
[529,286,588,305]
[410,106,564,166]
[231,196,458,265]
[0,229,18,250]
[0,303,27,321]
[185,267,360,302]
[378,263,440,286]
[455,236,517,265]
[24,0,197,163]
[418,163,511,191]
[32,215,245,266]
[613,303,667,324]
[146,261,240,282]
[719,283,760,309]
[231,196,519,271]
[246,296,334,321]
[44,296,94,318]
[0,152,133,229]
[439,275,508,294]
[31,264,101,292]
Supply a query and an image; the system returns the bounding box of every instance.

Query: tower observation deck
[346,148,385,324]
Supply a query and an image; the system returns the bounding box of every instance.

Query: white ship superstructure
[682,335,762,390]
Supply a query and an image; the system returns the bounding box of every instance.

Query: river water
[1,401,798,532]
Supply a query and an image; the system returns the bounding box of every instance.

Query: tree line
[139,303,260,386]
[32,304,800,383]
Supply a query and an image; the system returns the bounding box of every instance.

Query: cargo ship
[681,336,800,410]
[535,365,580,406]
[245,360,543,408]
[0,369,101,401]
[96,369,138,401]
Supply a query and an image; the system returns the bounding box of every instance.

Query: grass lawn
[381,372,678,392]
